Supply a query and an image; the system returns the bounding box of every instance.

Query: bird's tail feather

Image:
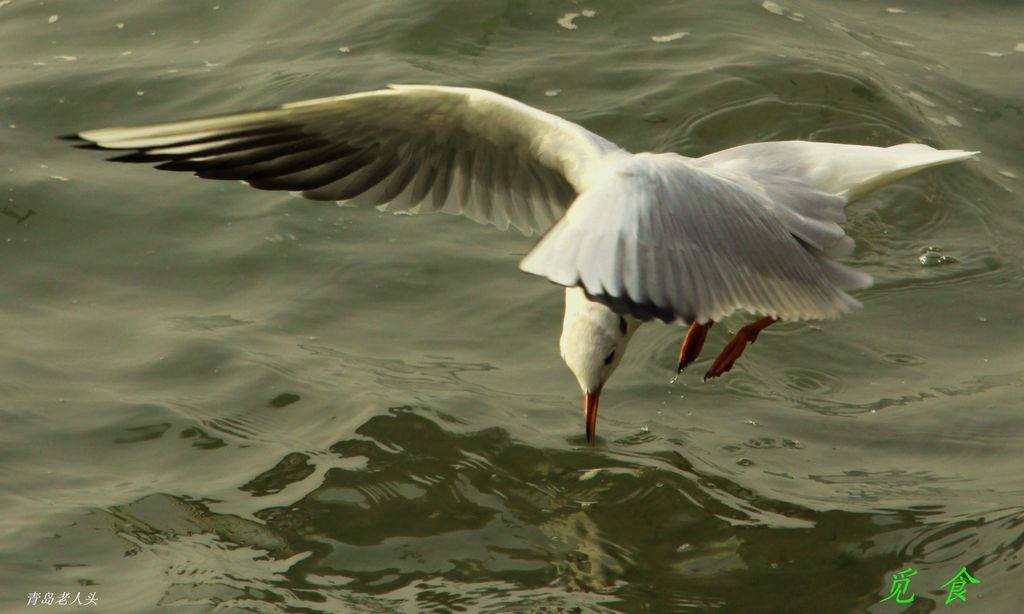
[695,141,978,203]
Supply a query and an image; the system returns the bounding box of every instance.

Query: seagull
[65,84,977,444]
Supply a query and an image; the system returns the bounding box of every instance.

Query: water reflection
[76,410,1021,612]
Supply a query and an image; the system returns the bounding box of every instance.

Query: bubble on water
[761,1,803,22]
[557,12,581,30]
[651,32,689,43]
[761,1,785,16]
[544,89,561,97]
[48,14,59,24]
[737,458,755,467]
[886,7,906,14]
[557,9,595,30]
[918,246,956,266]
[906,90,936,107]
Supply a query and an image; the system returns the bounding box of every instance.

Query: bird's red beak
[584,388,601,445]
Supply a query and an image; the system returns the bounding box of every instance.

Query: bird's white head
[559,287,637,444]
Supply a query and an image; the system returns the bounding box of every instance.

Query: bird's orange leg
[704,317,778,380]
[677,320,714,373]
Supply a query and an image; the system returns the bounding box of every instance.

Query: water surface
[2,0,1022,612]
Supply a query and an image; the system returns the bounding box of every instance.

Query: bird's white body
[69,84,977,442]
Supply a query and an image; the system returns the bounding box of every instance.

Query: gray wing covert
[519,153,871,323]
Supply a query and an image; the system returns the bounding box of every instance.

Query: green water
[2,0,1022,612]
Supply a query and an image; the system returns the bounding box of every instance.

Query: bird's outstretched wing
[520,143,975,324]
[66,84,619,236]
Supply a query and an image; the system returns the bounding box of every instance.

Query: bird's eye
[603,350,616,365]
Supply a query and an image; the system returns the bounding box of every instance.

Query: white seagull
[66,84,977,444]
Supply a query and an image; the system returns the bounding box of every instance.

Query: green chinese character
[881,567,917,604]
[941,567,979,604]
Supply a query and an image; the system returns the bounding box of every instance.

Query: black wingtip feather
[58,133,85,142]
[107,152,172,163]
[154,159,204,171]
